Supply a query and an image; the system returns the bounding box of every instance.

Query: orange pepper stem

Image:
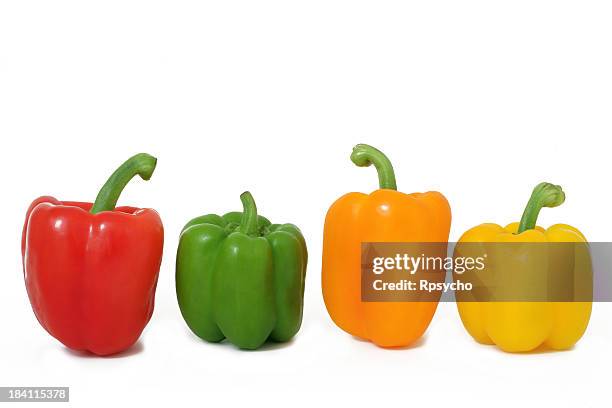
[350,144,397,190]
[517,182,565,234]
[238,191,259,236]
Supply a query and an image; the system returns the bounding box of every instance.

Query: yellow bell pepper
[455,182,592,352]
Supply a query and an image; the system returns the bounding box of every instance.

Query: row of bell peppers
[21,147,591,355]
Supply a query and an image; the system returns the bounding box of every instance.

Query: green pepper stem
[350,144,397,190]
[90,153,157,214]
[517,182,565,233]
[239,191,259,235]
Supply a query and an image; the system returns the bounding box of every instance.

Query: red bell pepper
[21,153,164,356]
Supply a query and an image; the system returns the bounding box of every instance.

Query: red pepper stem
[517,182,565,234]
[350,144,397,190]
[239,191,259,235]
[90,153,157,214]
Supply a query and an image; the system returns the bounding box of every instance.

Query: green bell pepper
[176,191,307,350]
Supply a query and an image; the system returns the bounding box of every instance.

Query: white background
[1,1,611,407]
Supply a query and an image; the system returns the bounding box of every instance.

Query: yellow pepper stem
[517,182,565,234]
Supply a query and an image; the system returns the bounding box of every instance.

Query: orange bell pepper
[322,144,451,347]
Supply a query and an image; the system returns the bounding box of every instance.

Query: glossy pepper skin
[455,182,592,352]
[176,192,307,350]
[21,154,164,356]
[322,144,451,347]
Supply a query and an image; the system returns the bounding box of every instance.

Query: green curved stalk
[517,182,565,233]
[90,153,157,214]
[350,144,397,190]
[238,191,259,235]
